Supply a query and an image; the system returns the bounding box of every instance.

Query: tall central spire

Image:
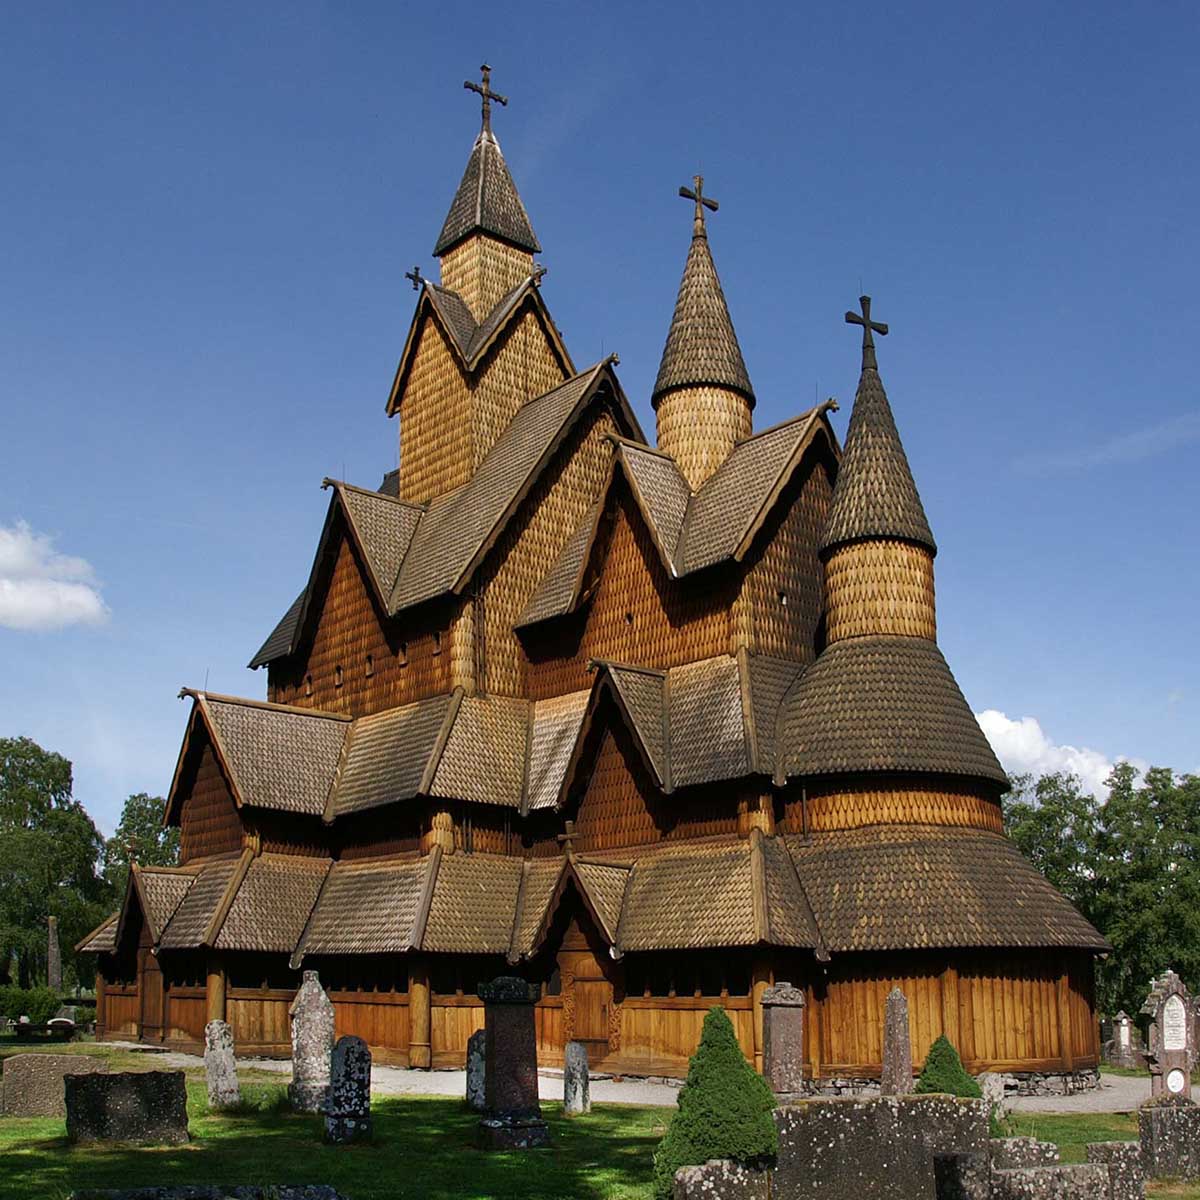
[651,175,754,489]
[435,65,540,319]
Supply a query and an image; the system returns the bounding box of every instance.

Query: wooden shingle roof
[215,855,331,954]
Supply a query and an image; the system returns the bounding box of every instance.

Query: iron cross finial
[464,63,508,133]
[556,819,577,855]
[845,294,889,371]
[404,265,424,291]
[679,174,719,236]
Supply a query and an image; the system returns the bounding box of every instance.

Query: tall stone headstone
[477,975,549,1149]
[564,1040,590,1116]
[1106,1010,1144,1070]
[466,1027,487,1112]
[47,915,62,993]
[761,981,806,1096]
[204,1019,241,1110]
[325,1035,372,1144]
[289,970,335,1114]
[881,987,914,1096]
[1142,969,1194,1101]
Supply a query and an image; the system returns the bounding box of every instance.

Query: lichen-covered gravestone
[65,1070,189,1144]
[477,975,549,1149]
[204,1019,241,1110]
[881,987,914,1096]
[466,1027,486,1112]
[289,970,335,1114]
[325,1035,372,1144]
[1142,969,1194,1100]
[1,1052,107,1117]
[761,981,806,1096]
[564,1040,590,1116]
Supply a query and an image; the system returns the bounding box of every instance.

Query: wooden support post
[94,970,107,1041]
[206,955,226,1025]
[410,957,432,1070]
[941,963,961,1052]
[807,982,822,1082]
[1057,971,1075,1072]
[751,957,772,1074]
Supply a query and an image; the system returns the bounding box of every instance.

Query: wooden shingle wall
[179,741,243,864]
[440,235,532,321]
[824,539,937,643]
[656,384,752,490]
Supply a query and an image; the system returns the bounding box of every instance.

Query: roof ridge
[179,689,351,722]
[322,478,427,512]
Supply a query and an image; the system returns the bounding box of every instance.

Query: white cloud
[975,709,1143,798]
[0,520,108,631]
[1017,409,1200,473]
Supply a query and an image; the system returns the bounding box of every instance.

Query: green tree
[103,791,178,898]
[915,1035,982,1097]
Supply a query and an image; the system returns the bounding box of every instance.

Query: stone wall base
[797,1069,1100,1099]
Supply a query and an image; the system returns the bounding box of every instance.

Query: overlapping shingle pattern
[604,666,669,788]
[336,484,423,604]
[135,867,200,942]
[776,635,1006,784]
[433,128,540,256]
[159,857,242,950]
[573,859,630,943]
[509,859,563,958]
[215,855,331,953]
[667,656,749,788]
[431,695,528,807]
[249,590,305,670]
[422,852,523,954]
[820,367,935,555]
[75,913,118,953]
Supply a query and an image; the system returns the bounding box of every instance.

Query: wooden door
[562,943,613,1062]
[139,950,164,1044]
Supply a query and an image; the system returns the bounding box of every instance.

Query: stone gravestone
[1107,1010,1142,1069]
[466,1027,487,1112]
[761,981,805,1096]
[1142,969,1194,1101]
[204,1019,241,1110]
[325,1035,372,1144]
[564,1040,590,1116]
[47,915,62,993]
[289,970,335,1114]
[1139,1102,1200,1182]
[477,976,549,1149]
[881,987,914,1096]
[65,1070,189,1144]
[1,1052,107,1117]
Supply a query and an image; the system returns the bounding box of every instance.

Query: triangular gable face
[165,707,245,863]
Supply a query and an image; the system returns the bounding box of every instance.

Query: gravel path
[1009,1072,1198,1114]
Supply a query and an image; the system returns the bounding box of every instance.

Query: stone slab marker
[761,981,805,1096]
[1086,1141,1146,1200]
[477,975,549,1149]
[1140,1102,1200,1181]
[65,1070,189,1144]
[289,970,335,1114]
[204,1019,240,1110]
[1,1053,107,1117]
[563,1040,590,1115]
[47,915,62,993]
[466,1027,486,1112]
[881,987,914,1096]
[326,1035,372,1144]
[1142,968,1194,1100]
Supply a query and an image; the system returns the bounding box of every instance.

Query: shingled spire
[435,65,540,319]
[822,298,938,645]
[652,176,755,489]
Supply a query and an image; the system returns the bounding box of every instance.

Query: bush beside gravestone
[914,1036,982,1099]
[653,1007,777,1200]
[0,985,62,1025]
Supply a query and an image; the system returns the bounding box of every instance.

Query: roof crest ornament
[464,63,508,135]
[845,294,888,372]
[404,265,424,291]
[679,174,719,238]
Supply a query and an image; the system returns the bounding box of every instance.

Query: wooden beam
[807,980,822,1081]
[751,957,772,1074]
[206,955,226,1025]
[941,963,961,1050]
[409,957,432,1070]
[95,970,107,1041]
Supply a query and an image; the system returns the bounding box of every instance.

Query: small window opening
[365,654,374,678]
[624,611,634,626]
[334,665,344,688]
[432,630,442,656]
[778,590,788,607]
[304,674,313,697]
[399,642,409,667]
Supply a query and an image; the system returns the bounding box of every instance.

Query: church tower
[652,177,755,489]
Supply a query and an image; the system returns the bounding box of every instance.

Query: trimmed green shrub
[914,1035,982,1098]
[0,985,61,1025]
[652,1006,777,1199]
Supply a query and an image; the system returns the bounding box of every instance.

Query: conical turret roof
[652,216,753,406]
[820,363,935,556]
[434,128,540,256]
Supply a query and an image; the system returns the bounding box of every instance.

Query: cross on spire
[404,265,424,291]
[464,63,508,134]
[679,174,719,236]
[845,294,888,371]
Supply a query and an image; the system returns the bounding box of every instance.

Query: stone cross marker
[466,1027,487,1112]
[204,1019,241,1110]
[47,915,62,993]
[564,1040,590,1116]
[881,987,914,1096]
[477,975,549,1149]
[761,981,806,1096]
[1142,968,1194,1101]
[326,1035,372,1144]
[289,970,335,1114]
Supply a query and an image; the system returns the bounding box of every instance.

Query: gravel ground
[1009,1071,1198,1114]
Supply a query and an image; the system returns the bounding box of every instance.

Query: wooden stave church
[78,71,1107,1085]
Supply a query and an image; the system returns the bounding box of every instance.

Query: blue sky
[2,1,1197,832]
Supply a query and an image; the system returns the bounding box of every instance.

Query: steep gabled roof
[158,852,250,951]
[434,128,540,256]
[214,854,331,953]
[75,913,119,954]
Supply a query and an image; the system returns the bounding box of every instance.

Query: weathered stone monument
[1,1052,107,1117]
[1139,1102,1200,1182]
[1106,1010,1143,1070]
[204,1019,241,1110]
[761,981,806,1096]
[1087,1141,1146,1200]
[46,915,62,993]
[1142,969,1193,1100]
[288,970,335,1114]
[477,976,549,1149]
[325,1035,372,1144]
[466,1027,486,1112]
[65,1070,189,1144]
[881,987,914,1096]
[564,1040,590,1116]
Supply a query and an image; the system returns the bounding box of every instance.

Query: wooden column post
[751,957,773,1074]
[95,969,107,1041]
[1057,971,1075,1072]
[409,957,432,1069]
[941,964,961,1053]
[206,955,226,1025]
[807,981,822,1083]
